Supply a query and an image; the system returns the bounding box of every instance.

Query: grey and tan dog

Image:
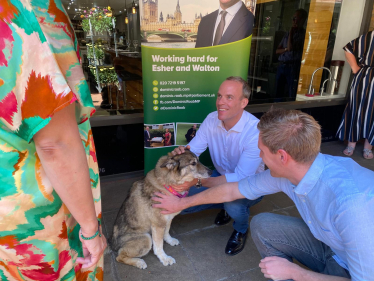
[111,149,212,269]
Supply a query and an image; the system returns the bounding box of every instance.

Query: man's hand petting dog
[171,145,190,156]
[152,191,183,214]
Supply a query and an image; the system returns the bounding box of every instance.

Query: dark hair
[225,76,251,99]
[296,9,308,22]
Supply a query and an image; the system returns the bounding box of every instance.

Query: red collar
[164,185,188,198]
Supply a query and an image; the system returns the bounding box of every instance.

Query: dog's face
[158,149,212,185]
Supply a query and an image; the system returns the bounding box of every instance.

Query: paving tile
[272,205,302,219]
[103,251,117,281]
[178,224,263,281]
[265,192,295,210]
[171,209,220,236]
[101,176,143,213]
[113,241,201,281]
[102,210,118,238]
[219,267,267,281]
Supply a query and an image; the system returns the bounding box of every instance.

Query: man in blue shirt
[153,108,374,280]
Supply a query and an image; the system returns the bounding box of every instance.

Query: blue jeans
[250,213,351,281]
[181,170,263,233]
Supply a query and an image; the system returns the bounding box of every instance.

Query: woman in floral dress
[0,0,106,280]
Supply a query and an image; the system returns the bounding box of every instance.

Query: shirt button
[302,200,305,202]
[308,221,311,224]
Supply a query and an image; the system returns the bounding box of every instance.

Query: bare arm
[152,182,244,214]
[345,51,360,74]
[34,103,106,268]
[260,256,349,281]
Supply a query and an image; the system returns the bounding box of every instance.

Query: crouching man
[153,108,374,281]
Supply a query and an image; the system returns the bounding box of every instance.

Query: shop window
[248,0,344,104]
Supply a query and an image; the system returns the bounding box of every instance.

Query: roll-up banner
[140,0,257,173]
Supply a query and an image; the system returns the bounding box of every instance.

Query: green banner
[142,36,252,172]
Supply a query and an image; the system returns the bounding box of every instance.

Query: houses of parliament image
[140,0,256,42]
[140,0,202,35]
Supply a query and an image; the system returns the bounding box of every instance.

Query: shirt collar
[217,111,247,133]
[294,153,325,195]
[218,1,242,17]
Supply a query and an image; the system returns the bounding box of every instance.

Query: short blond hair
[258,108,321,163]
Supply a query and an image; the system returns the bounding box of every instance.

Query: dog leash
[164,185,189,198]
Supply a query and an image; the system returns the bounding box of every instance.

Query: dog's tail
[104,235,114,255]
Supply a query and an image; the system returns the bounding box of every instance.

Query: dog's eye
[191,162,197,166]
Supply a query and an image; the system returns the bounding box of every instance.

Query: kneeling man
[154,108,374,280]
[172,76,263,256]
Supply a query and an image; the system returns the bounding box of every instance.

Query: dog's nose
[208,169,213,176]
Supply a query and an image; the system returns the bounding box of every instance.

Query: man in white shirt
[195,0,254,48]
[171,77,263,256]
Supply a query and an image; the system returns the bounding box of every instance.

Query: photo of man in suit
[195,0,254,48]
[185,124,197,142]
[144,126,151,147]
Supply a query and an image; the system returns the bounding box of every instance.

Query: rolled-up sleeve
[238,170,284,200]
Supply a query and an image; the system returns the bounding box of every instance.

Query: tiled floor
[101,141,374,281]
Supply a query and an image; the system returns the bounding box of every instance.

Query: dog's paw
[164,237,179,246]
[135,259,148,269]
[159,255,176,266]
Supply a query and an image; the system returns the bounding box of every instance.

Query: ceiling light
[132,0,136,14]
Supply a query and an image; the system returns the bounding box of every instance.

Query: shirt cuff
[225,173,238,183]
[238,177,257,200]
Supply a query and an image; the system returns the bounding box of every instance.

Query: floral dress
[0,0,103,280]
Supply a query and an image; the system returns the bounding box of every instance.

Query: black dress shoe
[225,230,248,256]
[214,209,231,226]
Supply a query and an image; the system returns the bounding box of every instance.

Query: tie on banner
[140,0,256,173]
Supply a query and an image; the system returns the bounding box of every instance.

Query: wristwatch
[195,178,202,188]
[284,47,288,51]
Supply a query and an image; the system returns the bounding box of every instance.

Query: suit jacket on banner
[195,2,254,48]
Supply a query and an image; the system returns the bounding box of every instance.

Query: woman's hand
[77,226,107,268]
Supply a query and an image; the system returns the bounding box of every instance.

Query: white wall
[332,0,366,94]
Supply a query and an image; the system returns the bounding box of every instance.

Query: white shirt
[212,0,243,46]
[189,111,262,182]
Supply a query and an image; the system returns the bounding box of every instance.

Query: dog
[110,149,212,269]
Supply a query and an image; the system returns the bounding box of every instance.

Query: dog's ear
[160,158,179,170]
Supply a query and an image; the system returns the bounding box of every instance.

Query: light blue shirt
[189,111,262,182]
[239,153,374,280]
